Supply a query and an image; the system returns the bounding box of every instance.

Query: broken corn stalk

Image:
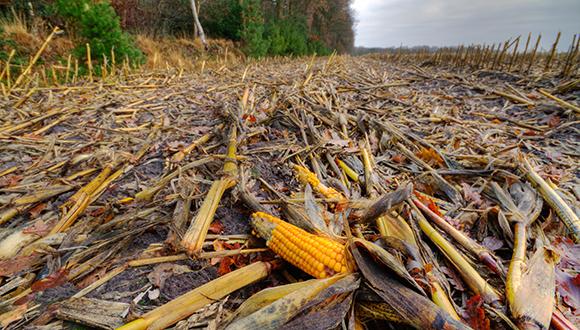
[181,128,238,255]
[135,158,212,201]
[10,27,61,91]
[360,141,373,195]
[521,156,580,242]
[49,165,113,234]
[411,203,502,307]
[293,165,345,201]
[117,261,270,330]
[413,197,504,276]
[170,131,213,163]
[376,213,415,247]
[336,158,359,182]
[226,273,352,330]
[509,247,557,329]
[225,280,317,324]
[491,181,555,329]
[251,211,351,278]
[0,185,74,225]
[376,212,460,320]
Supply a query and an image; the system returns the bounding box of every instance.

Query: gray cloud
[352,0,580,50]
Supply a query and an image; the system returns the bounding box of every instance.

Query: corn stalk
[117,261,270,330]
[181,127,238,255]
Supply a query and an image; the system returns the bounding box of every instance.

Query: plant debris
[1,52,579,329]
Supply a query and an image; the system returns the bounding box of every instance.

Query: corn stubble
[1,31,578,330]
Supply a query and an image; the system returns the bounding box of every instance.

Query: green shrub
[200,0,242,40]
[308,38,331,56]
[239,0,268,57]
[0,26,8,60]
[52,0,143,64]
[264,16,327,57]
[265,23,285,55]
[0,26,25,66]
[278,17,308,56]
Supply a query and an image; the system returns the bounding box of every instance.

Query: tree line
[2,0,354,69]
[111,0,355,57]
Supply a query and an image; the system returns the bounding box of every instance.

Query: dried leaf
[440,266,465,291]
[351,248,469,330]
[547,115,561,128]
[0,254,42,276]
[391,153,406,163]
[481,236,503,251]
[28,203,47,218]
[553,237,580,269]
[208,221,224,234]
[326,139,350,147]
[465,295,490,330]
[147,263,192,289]
[555,269,580,310]
[23,219,51,235]
[414,192,443,217]
[303,184,329,234]
[415,148,444,167]
[242,114,257,123]
[461,183,484,207]
[218,256,236,275]
[89,206,108,217]
[31,268,69,292]
[0,174,23,188]
[226,274,356,330]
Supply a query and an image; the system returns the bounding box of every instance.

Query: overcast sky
[351,0,580,50]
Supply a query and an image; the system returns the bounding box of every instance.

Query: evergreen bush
[239,0,269,57]
[52,0,143,64]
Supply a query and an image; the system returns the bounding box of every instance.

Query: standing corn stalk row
[379,32,579,77]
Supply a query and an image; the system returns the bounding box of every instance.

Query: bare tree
[190,0,207,47]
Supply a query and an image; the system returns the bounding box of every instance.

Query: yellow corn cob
[251,212,350,279]
[292,165,344,200]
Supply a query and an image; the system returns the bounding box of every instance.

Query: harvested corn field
[0,54,579,330]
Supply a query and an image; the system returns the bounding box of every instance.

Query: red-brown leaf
[208,221,223,234]
[89,206,108,217]
[556,270,580,310]
[548,115,561,128]
[391,154,406,164]
[31,268,69,292]
[414,192,443,217]
[23,219,51,236]
[242,114,256,123]
[0,254,42,276]
[465,295,490,330]
[218,256,235,275]
[0,174,23,188]
[28,203,47,219]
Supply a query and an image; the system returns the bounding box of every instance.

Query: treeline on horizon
[113,0,355,57]
[2,0,355,59]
